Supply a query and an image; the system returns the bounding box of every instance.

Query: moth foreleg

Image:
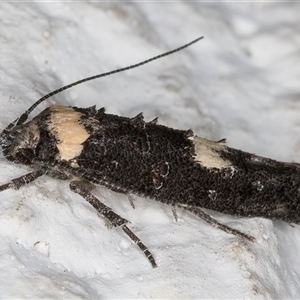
[0,169,45,192]
[46,170,70,181]
[69,180,157,268]
[177,204,255,242]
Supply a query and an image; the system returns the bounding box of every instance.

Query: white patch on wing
[48,106,90,161]
[191,136,232,169]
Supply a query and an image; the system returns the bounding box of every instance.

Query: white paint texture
[0,2,300,299]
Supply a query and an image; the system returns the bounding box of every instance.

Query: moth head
[0,120,40,165]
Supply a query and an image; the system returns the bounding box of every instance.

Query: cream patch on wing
[191,136,232,169]
[48,106,90,161]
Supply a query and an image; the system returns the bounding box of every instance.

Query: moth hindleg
[177,204,255,242]
[69,180,157,268]
[0,169,45,192]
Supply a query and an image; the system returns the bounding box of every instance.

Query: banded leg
[127,194,135,209]
[177,204,255,242]
[0,169,45,192]
[69,180,157,268]
[172,206,178,222]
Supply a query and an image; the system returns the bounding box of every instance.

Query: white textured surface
[0,2,300,299]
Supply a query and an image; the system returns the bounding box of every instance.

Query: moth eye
[15,148,35,165]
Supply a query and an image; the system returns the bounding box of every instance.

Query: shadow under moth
[1,37,299,268]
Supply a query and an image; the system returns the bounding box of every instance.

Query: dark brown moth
[1,36,299,268]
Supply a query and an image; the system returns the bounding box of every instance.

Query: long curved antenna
[16,36,203,125]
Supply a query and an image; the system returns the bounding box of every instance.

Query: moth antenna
[15,36,204,126]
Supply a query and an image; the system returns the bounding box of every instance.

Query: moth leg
[177,204,255,242]
[47,170,70,181]
[104,185,135,209]
[69,180,157,268]
[127,194,135,209]
[172,206,178,222]
[0,169,45,192]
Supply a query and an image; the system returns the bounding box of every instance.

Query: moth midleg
[121,223,157,268]
[127,194,135,209]
[0,169,45,192]
[177,204,255,242]
[172,206,178,222]
[69,180,157,268]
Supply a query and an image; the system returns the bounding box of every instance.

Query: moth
[1,36,299,268]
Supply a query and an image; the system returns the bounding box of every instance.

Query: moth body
[3,105,300,225]
[1,36,299,268]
